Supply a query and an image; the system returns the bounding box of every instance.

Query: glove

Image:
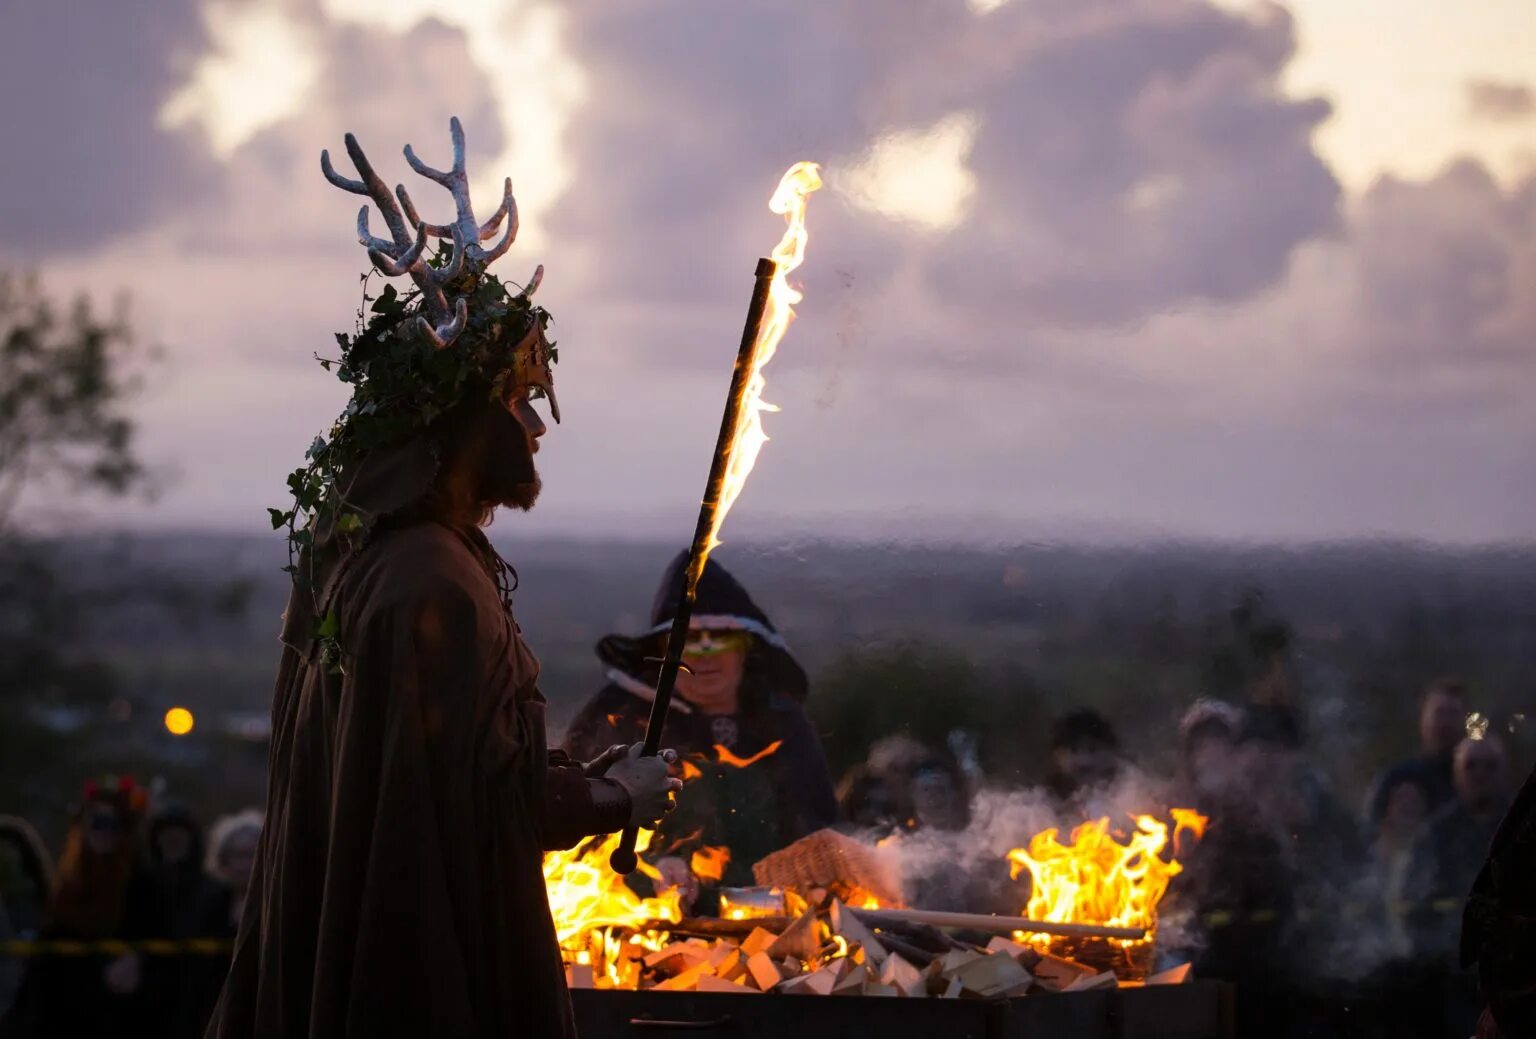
[605,743,683,827]
[584,743,629,778]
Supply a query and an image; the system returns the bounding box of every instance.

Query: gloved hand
[583,743,630,778]
[604,743,683,827]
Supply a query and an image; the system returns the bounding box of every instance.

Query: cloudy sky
[1,0,1533,544]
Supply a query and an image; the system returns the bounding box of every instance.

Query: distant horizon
[43,510,1536,556]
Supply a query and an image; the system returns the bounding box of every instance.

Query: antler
[321,117,523,350]
[399,117,520,267]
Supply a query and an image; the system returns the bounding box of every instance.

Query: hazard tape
[0,938,233,957]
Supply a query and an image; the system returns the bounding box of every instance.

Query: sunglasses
[683,630,751,656]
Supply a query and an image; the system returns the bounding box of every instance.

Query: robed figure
[206,119,679,1039]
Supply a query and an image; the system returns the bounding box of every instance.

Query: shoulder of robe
[348,523,502,627]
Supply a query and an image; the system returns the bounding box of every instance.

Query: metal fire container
[569,980,1234,1038]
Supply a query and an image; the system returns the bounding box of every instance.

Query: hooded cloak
[563,552,837,889]
[1462,762,1536,1037]
[206,439,629,1039]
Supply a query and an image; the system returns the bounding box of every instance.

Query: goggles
[683,630,751,657]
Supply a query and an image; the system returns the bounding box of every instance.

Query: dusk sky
[2,0,1533,544]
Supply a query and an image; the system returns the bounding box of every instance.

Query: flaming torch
[610,162,823,874]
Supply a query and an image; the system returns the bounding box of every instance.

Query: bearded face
[474,390,546,513]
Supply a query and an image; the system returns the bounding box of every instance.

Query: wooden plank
[740,927,779,958]
[766,907,821,961]
[879,953,924,997]
[830,898,889,965]
[856,907,1145,942]
[1146,962,1192,985]
[746,952,784,992]
[695,975,761,994]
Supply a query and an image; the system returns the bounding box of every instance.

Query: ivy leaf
[370,284,402,317]
[336,512,363,535]
[316,609,340,640]
[268,508,290,530]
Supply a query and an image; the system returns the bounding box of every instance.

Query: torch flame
[705,161,823,553]
[1005,810,1206,946]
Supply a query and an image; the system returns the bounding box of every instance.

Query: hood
[597,549,808,702]
[145,801,207,875]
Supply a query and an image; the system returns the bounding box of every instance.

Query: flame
[680,759,703,782]
[1005,810,1207,945]
[544,830,682,986]
[690,845,732,882]
[704,161,823,553]
[1170,807,1207,845]
[714,739,784,769]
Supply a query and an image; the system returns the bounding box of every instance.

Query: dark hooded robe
[1462,762,1536,1038]
[563,552,837,891]
[206,438,630,1039]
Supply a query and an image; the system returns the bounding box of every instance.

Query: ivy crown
[269,264,554,582]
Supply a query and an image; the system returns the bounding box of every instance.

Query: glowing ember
[1005,811,1206,948]
[713,739,784,769]
[704,161,823,553]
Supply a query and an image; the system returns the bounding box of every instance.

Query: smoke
[854,755,1421,982]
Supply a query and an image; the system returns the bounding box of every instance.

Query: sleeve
[539,751,632,851]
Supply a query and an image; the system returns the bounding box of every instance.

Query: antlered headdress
[273,118,559,620]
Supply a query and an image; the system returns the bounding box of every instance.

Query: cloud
[159,1,322,158]
[553,0,1339,338]
[1466,78,1535,122]
[0,0,216,255]
[6,0,1535,543]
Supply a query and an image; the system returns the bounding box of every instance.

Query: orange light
[713,740,784,769]
[690,845,732,882]
[543,830,682,988]
[704,161,823,554]
[164,707,195,736]
[680,760,703,782]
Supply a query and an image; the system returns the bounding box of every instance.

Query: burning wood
[1004,809,1207,980]
[852,907,1146,942]
[547,809,1204,996]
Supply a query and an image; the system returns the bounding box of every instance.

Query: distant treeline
[10,533,1536,827]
